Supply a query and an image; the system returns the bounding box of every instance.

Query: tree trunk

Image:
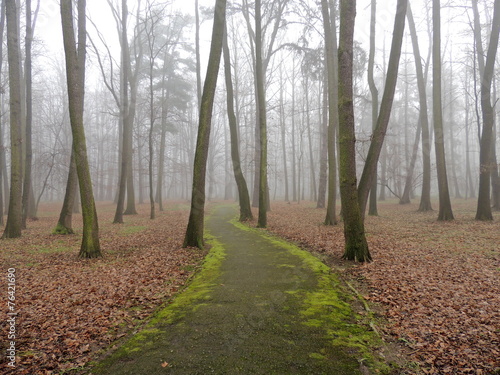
[280,65,289,202]
[316,77,328,209]
[337,0,371,262]
[2,0,23,239]
[0,0,5,226]
[61,0,101,257]
[183,0,226,248]
[54,149,77,234]
[357,0,408,217]
[432,0,454,221]
[320,0,338,225]
[255,0,268,228]
[367,0,379,215]
[476,0,500,220]
[223,25,253,221]
[406,3,433,212]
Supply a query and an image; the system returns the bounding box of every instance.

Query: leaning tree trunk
[476,0,500,220]
[432,0,454,221]
[183,0,226,248]
[223,23,253,221]
[357,0,408,217]
[2,0,23,239]
[61,0,101,257]
[337,0,371,262]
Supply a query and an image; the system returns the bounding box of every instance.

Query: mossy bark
[184,0,226,248]
[337,0,371,262]
[2,0,23,239]
[222,25,253,222]
[61,0,101,258]
[475,0,500,220]
[55,148,77,234]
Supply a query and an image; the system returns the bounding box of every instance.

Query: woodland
[0,0,499,374]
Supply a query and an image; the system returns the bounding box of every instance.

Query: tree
[475,0,500,220]
[337,0,371,262]
[255,0,268,228]
[54,150,77,234]
[2,0,23,239]
[183,0,227,248]
[61,0,101,257]
[0,0,6,226]
[406,2,433,212]
[320,0,338,226]
[367,0,379,216]
[357,0,408,217]
[223,23,253,221]
[432,0,454,221]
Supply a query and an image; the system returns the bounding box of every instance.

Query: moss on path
[91,205,390,374]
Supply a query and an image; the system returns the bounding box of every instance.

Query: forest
[0,0,499,374]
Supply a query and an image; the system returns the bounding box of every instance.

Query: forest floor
[0,199,498,374]
[265,199,499,375]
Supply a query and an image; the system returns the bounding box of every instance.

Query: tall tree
[255,0,268,228]
[0,0,6,226]
[357,0,408,217]
[54,150,77,234]
[432,0,454,221]
[223,23,253,221]
[320,0,338,225]
[2,0,23,239]
[183,0,227,248]
[406,2,433,212]
[61,0,101,257]
[367,0,379,216]
[476,0,500,220]
[337,0,371,262]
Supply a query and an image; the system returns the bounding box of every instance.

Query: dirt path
[91,205,382,374]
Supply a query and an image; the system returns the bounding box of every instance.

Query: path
[92,205,377,374]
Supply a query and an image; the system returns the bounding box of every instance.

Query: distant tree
[184,0,226,248]
[320,0,338,226]
[432,0,454,221]
[223,23,253,221]
[337,0,371,262]
[61,0,101,257]
[475,0,500,220]
[2,0,23,239]
[357,0,408,217]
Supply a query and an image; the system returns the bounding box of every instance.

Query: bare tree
[476,0,500,220]
[184,0,226,248]
[337,0,371,262]
[61,0,101,257]
[2,0,23,239]
[432,0,454,221]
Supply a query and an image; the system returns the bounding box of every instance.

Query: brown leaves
[266,201,500,374]
[0,202,204,375]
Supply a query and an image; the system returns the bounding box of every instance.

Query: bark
[54,149,77,234]
[406,3,433,212]
[476,0,500,220]
[357,0,408,217]
[183,0,226,248]
[2,0,23,239]
[337,0,371,262]
[255,0,268,228]
[223,25,253,221]
[320,0,338,225]
[316,77,328,208]
[61,0,101,257]
[432,0,454,221]
[367,0,379,215]
[113,0,130,224]
[0,0,5,225]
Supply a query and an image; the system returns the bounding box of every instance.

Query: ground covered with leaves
[1,202,205,375]
[265,200,499,375]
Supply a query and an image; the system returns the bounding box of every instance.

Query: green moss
[52,223,74,235]
[232,218,394,374]
[92,233,226,372]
